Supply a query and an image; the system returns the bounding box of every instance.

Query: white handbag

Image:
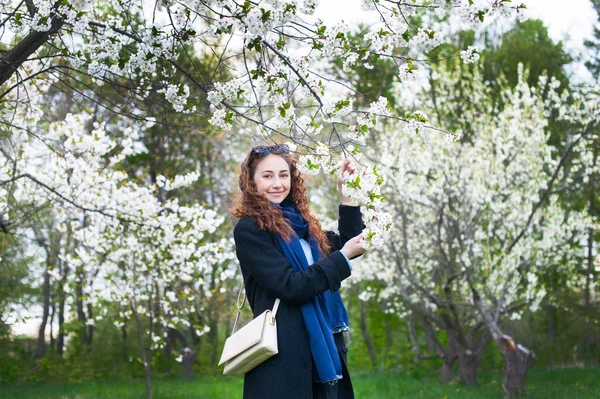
[218,285,280,376]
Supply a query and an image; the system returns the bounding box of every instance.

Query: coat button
[342,347,348,353]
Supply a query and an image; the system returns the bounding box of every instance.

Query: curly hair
[230,150,332,256]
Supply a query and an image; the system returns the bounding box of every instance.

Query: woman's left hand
[337,159,358,205]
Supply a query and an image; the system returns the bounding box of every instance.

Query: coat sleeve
[234,218,351,305]
[326,204,364,255]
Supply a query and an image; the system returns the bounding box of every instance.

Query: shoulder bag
[218,284,280,376]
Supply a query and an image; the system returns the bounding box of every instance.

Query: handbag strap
[231,281,281,334]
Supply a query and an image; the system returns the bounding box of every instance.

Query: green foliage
[1,368,599,398]
[502,295,600,368]
[482,19,572,90]
[0,233,35,335]
[584,0,600,80]
[345,283,410,373]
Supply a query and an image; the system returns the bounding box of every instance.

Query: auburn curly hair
[230,149,332,256]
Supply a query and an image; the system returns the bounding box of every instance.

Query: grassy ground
[1,367,598,399]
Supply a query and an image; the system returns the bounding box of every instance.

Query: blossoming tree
[353,64,599,396]
[1,0,540,396]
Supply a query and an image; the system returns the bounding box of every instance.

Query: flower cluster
[296,141,392,249]
[208,108,233,130]
[207,78,247,105]
[156,171,201,191]
[460,46,480,64]
[339,164,392,249]
[402,111,428,135]
[157,83,193,113]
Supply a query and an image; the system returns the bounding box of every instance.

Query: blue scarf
[272,200,349,384]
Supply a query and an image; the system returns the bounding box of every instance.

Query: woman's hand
[337,159,358,206]
[341,233,367,259]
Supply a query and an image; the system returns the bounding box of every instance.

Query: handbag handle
[231,281,280,335]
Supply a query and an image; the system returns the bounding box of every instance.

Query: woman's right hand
[341,233,367,259]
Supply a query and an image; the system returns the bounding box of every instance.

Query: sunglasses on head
[251,144,290,156]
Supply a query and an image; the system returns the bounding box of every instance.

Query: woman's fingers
[340,159,356,175]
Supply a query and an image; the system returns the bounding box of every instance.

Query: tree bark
[586,145,597,309]
[440,355,455,383]
[470,285,536,397]
[358,287,378,370]
[86,303,94,345]
[500,335,537,397]
[49,302,55,351]
[546,302,556,365]
[57,267,67,357]
[406,313,421,364]
[35,261,51,359]
[0,10,64,87]
[207,311,219,366]
[182,347,195,379]
[384,315,393,365]
[57,295,65,356]
[132,302,152,399]
[458,350,480,385]
[75,267,88,345]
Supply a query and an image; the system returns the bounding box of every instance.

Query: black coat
[233,205,363,399]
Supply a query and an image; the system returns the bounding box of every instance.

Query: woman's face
[252,154,291,204]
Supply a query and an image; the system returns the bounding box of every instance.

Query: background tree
[357,62,598,396]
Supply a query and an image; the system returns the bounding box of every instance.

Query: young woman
[231,144,367,399]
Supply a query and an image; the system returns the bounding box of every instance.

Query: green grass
[1,368,598,398]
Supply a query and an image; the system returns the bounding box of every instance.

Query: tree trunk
[470,286,535,397]
[86,303,94,345]
[440,355,455,383]
[163,329,174,371]
[208,312,219,366]
[586,145,597,309]
[132,303,152,399]
[49,302,55,351]
[75,268,88,345]
[384,315,393,365]
[406,313,421,364]
[57,296,65,356]
[586,227,594,309]
[500,335,536,397]
[358,287,378,370]
[546,303,556,365]
[35,263,51,359]
[439,334,458,383]
[182,348,194,379]
[57,274,66,357]
[458,350,480,385]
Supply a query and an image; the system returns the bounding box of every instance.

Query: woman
[231,144,367,399]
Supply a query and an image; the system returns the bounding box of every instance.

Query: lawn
[1,367,598,398]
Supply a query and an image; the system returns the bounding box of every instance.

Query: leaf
[276,36,286,50]
[312,39,324,51]
[402,29,411,42]
[261,8,271,23]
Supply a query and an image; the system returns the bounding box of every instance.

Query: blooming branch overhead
[1,0,527,252]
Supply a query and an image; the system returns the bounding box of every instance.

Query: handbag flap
[218,310,271,366]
